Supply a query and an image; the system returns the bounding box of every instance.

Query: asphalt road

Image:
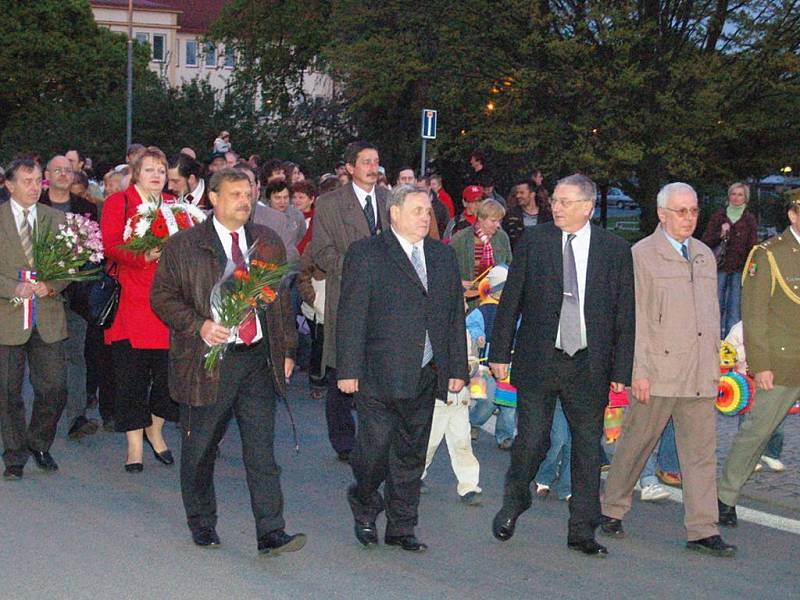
[1,374,798,600]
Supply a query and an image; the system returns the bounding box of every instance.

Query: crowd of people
[0,136,797,560]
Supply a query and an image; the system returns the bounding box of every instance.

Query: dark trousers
[179,341,285,538]
[502,350,607,542]
[326,367,355,453]
[85,324,115,423]
[308,321,327,389]
[111,340,178,432]
[0,330,67,467]
[348,364,437,536]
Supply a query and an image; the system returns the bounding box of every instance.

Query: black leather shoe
[568,538,609,557]
[28,448,58,472]
[192,527,221,547]
[687,535,736,557]
[124,463,143,473]
[146,438,175,465]
[3,466,23,480]
[257,529,307,555]
[492,510,519,542]
[354,520,379,547]
[717,499,737,527]
[68,416,98,440]
[598,516,626,538]
[385,534,427,552]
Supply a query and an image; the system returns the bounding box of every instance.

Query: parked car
[597,187,638,209]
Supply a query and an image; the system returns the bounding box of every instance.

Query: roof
[90,0,226,34]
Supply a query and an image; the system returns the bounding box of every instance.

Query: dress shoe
[717,498,737,527]
[124,463,143,473]
[28,448,58,472]
[568,538,608,557]
[337,450,351,463]
[686,535,736,557]
[598,516,626,538]
[492,510,519,542]
[257,529,306,555]
[354,520,379,547]
[385,534,427,552]
[145,438,175,465]
[3,466,23,480]
[68,416,99,440]
[192,527,221,547]
[460,491,482,506]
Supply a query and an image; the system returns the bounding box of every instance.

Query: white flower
[123,224,133,241]
[134,217,151,238]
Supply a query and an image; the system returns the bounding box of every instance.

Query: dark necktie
[681,244,689,261]
[559,233,581,356]
[186,194,194,205]
[230,231,257,345]
[363,194,376,235]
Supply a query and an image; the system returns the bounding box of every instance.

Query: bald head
[45,155,75,193]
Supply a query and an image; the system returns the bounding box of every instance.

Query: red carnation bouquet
[120,194,206,253]
[204,254,288,371]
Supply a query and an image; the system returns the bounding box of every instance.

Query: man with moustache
[600,183,735,557]
[337,184,468,551]
[489,174,635,556]
[39,155,99,440]
[308,141,389,463]
[151,168,305,555]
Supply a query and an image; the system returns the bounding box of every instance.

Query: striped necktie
[19,209,34,267]
[411,244,434,367]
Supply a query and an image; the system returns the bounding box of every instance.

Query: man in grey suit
[0,158,69,480]
[308,141,390,462]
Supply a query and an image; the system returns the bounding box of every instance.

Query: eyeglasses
[51,168,74,175]
[663,207,700,218]
[549,197,591,208]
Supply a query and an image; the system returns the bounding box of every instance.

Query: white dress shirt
[392,227,427,273]
[212,216,263,344]
[555,220,590,350]
[10,198,37,234]
[352,182,378,228]
[187,179,205,206]
[790,225,800,246]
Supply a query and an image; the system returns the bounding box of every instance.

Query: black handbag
[713,236,728,268]
[66,263,121,328]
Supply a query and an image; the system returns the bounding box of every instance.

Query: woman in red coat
[100,147,178,472]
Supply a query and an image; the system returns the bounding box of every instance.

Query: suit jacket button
[697,332,702,336]
[696,392,700,397]
[664,350,669,354]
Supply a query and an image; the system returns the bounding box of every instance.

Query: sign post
[420,109,437,177]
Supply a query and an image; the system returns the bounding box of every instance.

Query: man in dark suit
[337,184,468,552]
[308,141,390,462]
[489,174,635,556]
[151,168,305,555]
[0,158,70,479]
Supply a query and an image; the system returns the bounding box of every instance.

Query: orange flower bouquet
[204,255,288,371]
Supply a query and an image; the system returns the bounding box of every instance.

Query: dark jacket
[502,204,552,251]
[489,222,635,393]
[150,217,297,406]
[39,190,98,222]
[700,207,758,273]
[336,228,469,401]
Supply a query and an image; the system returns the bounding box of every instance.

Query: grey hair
[555,173,596,203]
[387,184,428,214]
[656,182,697,208]
[727,182,750,203]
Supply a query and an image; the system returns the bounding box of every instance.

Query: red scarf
[474,222,494,273]
[297,209,315,255]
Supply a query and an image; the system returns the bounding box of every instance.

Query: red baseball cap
[462,185,484,202]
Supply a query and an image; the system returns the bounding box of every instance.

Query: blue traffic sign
[421,109,437,139]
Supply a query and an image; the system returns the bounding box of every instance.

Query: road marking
[480,418,800,535]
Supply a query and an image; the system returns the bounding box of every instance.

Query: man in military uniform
[718,197,800,526]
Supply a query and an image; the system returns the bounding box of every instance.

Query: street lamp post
[126,0,133,152]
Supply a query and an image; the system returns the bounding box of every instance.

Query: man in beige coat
[599,182,736,557]
[0,158,69,480]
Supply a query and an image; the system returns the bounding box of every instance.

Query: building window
[204,42,217,68]
[152,34,166,62]
[185,40,198,67]
[224,47,235,69]
[134,32,149,45]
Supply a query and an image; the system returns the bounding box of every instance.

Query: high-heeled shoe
[145,437,174,465]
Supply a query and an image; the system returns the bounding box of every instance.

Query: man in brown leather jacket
[151,168,305,556]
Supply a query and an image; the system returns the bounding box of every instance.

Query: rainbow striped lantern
[716,369,755,416]
[494,367,517,408]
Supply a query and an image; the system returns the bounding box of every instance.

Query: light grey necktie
[19,209,34,267]
[559,233,581,356]
[411,244,434,367]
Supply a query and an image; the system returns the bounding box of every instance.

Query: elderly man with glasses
[599,182,736,557]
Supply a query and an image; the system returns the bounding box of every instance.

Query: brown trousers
[601,395,719,541]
